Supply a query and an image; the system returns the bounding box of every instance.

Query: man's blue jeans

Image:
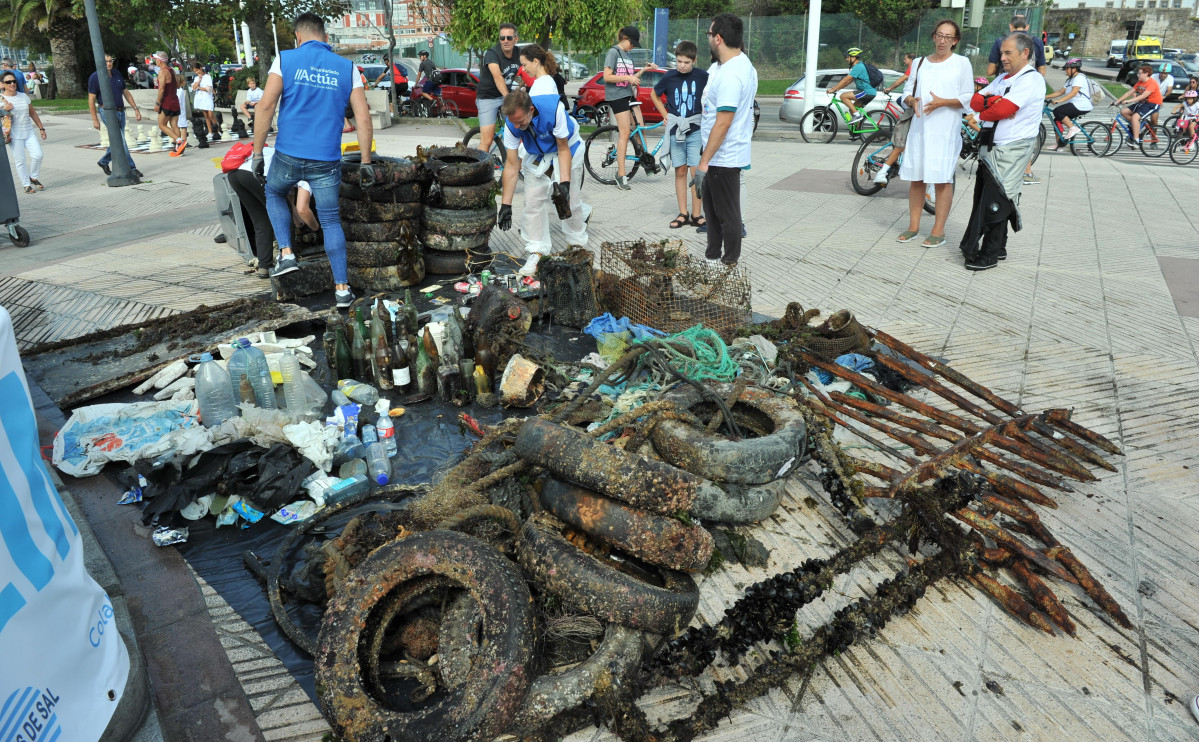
[98,109,136,169]
[265,151,347,285]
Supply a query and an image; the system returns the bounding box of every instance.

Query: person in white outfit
[496,83,588,277]
[1,69,47,193]
[190,61,217,141]
[896,19,973,248]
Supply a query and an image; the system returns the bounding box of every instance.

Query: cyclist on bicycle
[413,50,442,115]
[1043,58,1093,150]
[1176,89,1199,148]
[1112,64,1163,149]
[825,47,876,126]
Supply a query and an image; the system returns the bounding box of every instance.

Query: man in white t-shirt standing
[1151,65,1175,130]
[958,32,1044,272]
[694,12,756,267]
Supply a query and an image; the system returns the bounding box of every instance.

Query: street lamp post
[81,0,138,186]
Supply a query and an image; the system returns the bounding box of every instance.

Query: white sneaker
[1064,126,1081,139]
[518,252,542,276]
[872,165,890,185]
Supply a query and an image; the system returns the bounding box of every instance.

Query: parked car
[436,68,480,117]
[555,54,589,80]
[779,67,904,123]
[1164,48,1184,60]
[575,71,759,131]
[1116,58,1188,98]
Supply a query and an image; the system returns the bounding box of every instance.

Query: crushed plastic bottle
[337,379,380,406]
[325,474,371,505]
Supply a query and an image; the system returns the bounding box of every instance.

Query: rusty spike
[830,391,1075,492]
[1029,418,1118,472]
[981,494,1040,524]
[977,468,1058,509]
[873,353,1004,425]
[970,573,1056,635]
[846,456,904,482]
[798,377,921,464]
[869,328,1025,417]
[1045,408,1123,456]
[953,508,1076,585]
[1023,520,1134,630]
[1011,560,1077,637]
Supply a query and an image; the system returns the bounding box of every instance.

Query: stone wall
[1045,8,1199,57]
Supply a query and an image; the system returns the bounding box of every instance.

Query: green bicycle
[799,93,899,144]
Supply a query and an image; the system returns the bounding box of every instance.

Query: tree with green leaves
[843,0,932,44]
[445,0,643,52]
[4,0,84,97]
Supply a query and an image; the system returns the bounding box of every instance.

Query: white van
[1107,40,1129,68]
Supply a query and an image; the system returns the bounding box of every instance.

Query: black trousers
[227,169,274,266]
[701,165,743,265]
[958,159,1017,264]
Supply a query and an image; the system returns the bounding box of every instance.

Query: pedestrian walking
[894,19,972,248]
[0,58,27,95]
[190,61,218,142]
[252,11,373,309]
[603,26,658,190]
[152,51,186,156]
[986,16,1046,77]
[693,12,756,266]
[957,33,1044,272]
[475,23,522,155]
[87,55,143,177]
[1,69,46,193]
[649,41,707,229]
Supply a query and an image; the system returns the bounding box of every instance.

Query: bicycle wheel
[799,106,838,144]
[866,110,896,137]
[462,126,506,180]
[1078,121,1114,156]
[1169,136,1198,165]
[1099,121,1125,156]
[1140,125,1172,158]
[584,125,642,185]
[1029,124,1047,166]
[851,131,893,196]
[574,105,601,125]
[440,99,460,118]
[1162,114,1180,132]
[595,103,614,127]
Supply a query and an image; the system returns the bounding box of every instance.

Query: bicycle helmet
[1064,58,1082,69]
[973,76,989,85]
[1185,90,1199,99]
[845,47,864,58]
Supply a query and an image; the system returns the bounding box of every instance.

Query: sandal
[669,213,690,229]
[23,186,35,194]
[692,216,706,229]
[30,179,43,190]
[896,230,919,243]
[921,235,946,248]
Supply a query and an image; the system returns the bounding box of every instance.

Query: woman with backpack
[1044,58,1095,150]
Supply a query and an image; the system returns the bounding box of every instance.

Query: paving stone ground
[13,109,1199,741]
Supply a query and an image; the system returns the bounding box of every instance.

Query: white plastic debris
[284,420,342,472]
[153,376,195,400]
[133,359,188,395]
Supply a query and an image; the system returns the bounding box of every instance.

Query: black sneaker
[131,169,143,178]
[98,161,111,176]
[335,288,355,308]
[965,257,998,271]
[997,248,1007,261]
[269,253,299,277]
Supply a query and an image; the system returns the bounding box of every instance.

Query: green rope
[632,325,740,383]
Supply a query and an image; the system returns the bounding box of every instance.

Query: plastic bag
[53,399,211,478]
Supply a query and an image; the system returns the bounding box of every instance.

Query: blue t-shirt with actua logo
[272,40,356,162]
[653,68,708,117]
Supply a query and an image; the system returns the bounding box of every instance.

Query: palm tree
[5,0,82,97]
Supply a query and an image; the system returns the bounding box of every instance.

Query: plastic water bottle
[227,338,278,409]
[338,458,368,478]
[278,350,306,411]
[362,424,378,445]
[324,474,371,505]
[193,353,236,428]
[366,442,391,485]
[337,379,380,405]
[377,412,397,457]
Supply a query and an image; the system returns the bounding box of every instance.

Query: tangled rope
[632,325,739,383]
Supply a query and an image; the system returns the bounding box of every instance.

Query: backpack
[1087,76,1104,105]
[429,69,444,86]
[221,141,255,173]
[863,62,884,89]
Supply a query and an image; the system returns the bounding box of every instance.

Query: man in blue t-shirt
[0,58,25,94]
[87,55,143,178]
[251,12,373,308]
[826,48,876,125]
[651,41,708,229]
[986,15,1046,77]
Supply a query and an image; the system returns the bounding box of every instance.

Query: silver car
[779,67,904,123]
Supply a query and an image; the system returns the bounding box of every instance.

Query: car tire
[340,199,422,222]
[429,181,498,210]
[419,228,490,252]
[340,181,424,202]
[347,257,426,289]
[343,218,419,243]
[422,205,497,235]
[423,246,492,275]
[340,154,419,187]
[427,145,494,186]
[316,530,536,742]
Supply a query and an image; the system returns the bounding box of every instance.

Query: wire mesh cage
[536,248,600,329]
[597,239,752,334]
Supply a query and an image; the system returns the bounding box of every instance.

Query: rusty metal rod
[873,353,1004,425]
[980,494,1039,524]
[1045,408,1122,456]
[797,377,918,464]
[954,508,1076,584]
[1027,418,1117,472]
[1011,560,1077,637]
[1022,520,1134,629]
[845,457,904,482]
[970,573,1056,635]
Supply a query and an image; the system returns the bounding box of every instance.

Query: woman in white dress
[1,69,47,193]
[897,19,973,248]
[190,61,217,141]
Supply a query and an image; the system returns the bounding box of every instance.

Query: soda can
[480,270,491,286]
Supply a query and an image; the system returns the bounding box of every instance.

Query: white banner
[0,306,128,742]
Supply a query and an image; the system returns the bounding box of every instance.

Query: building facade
[327,0,449,51]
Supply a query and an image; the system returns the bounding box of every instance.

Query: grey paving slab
[15,110,1199,741]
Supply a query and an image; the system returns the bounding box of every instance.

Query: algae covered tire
[650,383,806,485]
[430,181,498,210]
[316,530,536,742]
[427,145,493,186]
[339,154,419,187]
[518,511,699,635]
[422,205,497,235]
[340,181,424,203]
[344,240,419,268]
[419,228,490,253]
[423,247,492,276]
[540,478,714,573]
[691,478,787,525]
[347,258,426,290]
[339,198,422,222]
[342,218,419,243]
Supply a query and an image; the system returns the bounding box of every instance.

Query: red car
[575,71,667,123]
[433,68,480,117]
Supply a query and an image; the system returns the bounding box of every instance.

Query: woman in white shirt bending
[1,69,47,193]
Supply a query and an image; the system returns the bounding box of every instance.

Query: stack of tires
[339,155,427,291]
[422,146,497,276]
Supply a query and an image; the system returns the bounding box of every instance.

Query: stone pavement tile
[970,681,1146,742]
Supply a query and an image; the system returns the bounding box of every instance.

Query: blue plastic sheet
[813,353,876,385]
[583,313,665,342]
